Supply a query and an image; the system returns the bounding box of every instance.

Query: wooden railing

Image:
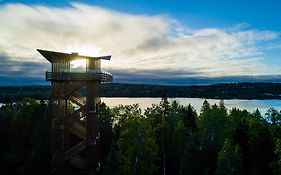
[46,71,113,82]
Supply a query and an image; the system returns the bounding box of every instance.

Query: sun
[70,59,86,71]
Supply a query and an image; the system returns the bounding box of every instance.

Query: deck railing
[46,70,113,82]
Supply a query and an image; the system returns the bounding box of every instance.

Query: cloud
[267,43,281,49]
[0,53,49,77]
[0,2,280,85]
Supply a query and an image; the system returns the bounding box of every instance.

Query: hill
[0,82,281,102]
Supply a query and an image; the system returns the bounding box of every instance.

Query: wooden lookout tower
[38,49,113,175]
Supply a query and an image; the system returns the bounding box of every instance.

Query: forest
[1,98,281,175]
[1,82,281,103]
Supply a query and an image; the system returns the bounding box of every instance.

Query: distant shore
[0,82,281,103]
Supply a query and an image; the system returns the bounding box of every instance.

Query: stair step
[69,120,86,139]
[69,155,86,169]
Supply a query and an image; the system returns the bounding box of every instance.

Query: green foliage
[183,104,198,133]
[117,109,158,175]
[216,139,242,175]
[0,98,50,175]
[1,97,280,175]
[272,139,281,175]
[230,107,276,175]
[99,102,115,174]
[198,100,233,149]
[266,108,281,126]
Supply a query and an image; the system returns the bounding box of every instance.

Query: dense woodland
[1,83,281,102]
[1,98,281,175]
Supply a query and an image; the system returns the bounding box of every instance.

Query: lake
[1,98,280,116]
[101,98,281,116]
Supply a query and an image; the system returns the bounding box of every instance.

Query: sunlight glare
[70,59,86,71]
[66,46,102,57]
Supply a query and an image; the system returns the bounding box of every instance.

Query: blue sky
[0,0,281,85]
[3,0,281,29]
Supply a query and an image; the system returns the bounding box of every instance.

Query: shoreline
[0,82,281,102]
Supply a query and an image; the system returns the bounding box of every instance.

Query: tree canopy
[0,98,280,175]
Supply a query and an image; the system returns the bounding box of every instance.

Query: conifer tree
[216,139,242,175]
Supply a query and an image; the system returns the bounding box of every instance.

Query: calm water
[101,98,281,116]
[1,98,280,116]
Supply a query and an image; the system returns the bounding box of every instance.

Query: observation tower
[38,49,113,175]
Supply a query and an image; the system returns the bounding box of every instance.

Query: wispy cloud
[0,2,280,85]
[267,43,281,49]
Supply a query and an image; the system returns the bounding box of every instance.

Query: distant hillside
[0,83,281,102]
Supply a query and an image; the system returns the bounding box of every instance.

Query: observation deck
[45,70,113,82]
[38,49,113,82]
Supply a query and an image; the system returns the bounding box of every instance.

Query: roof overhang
[37,49,111,62]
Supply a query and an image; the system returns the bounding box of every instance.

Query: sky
[0,0,281,86]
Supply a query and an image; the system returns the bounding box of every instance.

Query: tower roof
[37,49,111,62]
